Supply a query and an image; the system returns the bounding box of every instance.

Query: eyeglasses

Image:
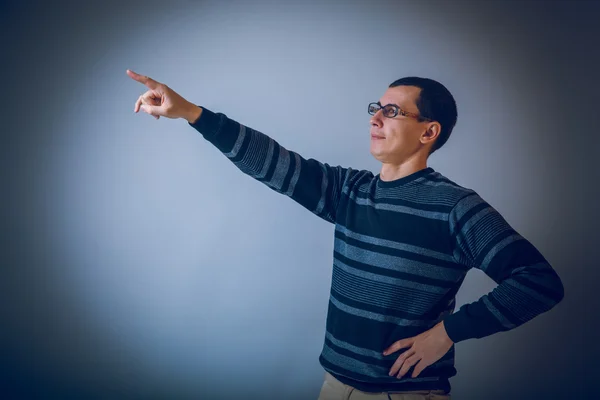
[368,102,432,122]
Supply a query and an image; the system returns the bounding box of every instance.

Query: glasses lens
[368,103,380,115]
[382,105,397,118]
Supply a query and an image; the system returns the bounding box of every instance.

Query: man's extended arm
[187,105,355,224]
[126,70,354,223]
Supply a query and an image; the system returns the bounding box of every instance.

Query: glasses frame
[368,102,432,122]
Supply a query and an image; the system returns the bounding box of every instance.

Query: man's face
[369,85,430,164]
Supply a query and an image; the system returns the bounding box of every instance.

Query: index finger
[126,69,160,89]
[383,338,412,355]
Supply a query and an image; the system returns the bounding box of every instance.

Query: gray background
[1,0,598,399]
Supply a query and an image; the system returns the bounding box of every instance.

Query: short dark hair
[389,77,457,155]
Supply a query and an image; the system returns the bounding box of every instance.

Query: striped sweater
[189,107,565,394]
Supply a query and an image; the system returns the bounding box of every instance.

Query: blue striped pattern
[190,108,565,394]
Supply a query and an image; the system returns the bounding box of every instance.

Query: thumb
[140,104,162,117]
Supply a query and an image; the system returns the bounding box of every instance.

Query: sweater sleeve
[442,192,565,343]
[188,106,354,224]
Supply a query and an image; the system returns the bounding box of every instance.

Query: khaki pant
[318,372,451,400]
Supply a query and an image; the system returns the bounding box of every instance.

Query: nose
[370,111,383,128]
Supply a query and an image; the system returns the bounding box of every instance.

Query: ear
[421,122,441,145]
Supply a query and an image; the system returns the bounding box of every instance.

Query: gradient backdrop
[1,0,598,399]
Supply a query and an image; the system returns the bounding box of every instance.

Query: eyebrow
[379,101,410,110]
[379,101,400,107]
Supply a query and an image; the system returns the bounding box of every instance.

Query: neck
[379,156,428,182]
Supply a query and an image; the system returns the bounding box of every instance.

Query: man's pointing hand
[127,69,201,123]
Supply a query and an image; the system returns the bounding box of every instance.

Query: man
[127,69,564,400]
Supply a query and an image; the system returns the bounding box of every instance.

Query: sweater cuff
[442,310,472,344]
[187,105,222,140]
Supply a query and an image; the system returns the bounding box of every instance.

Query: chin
[369,149,384,162]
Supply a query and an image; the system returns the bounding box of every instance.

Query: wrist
[440,321,454,344]
[184,104,202,124]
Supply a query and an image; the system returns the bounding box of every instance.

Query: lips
[371,134,385,139]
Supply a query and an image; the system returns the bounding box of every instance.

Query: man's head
[369,77,457,164]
